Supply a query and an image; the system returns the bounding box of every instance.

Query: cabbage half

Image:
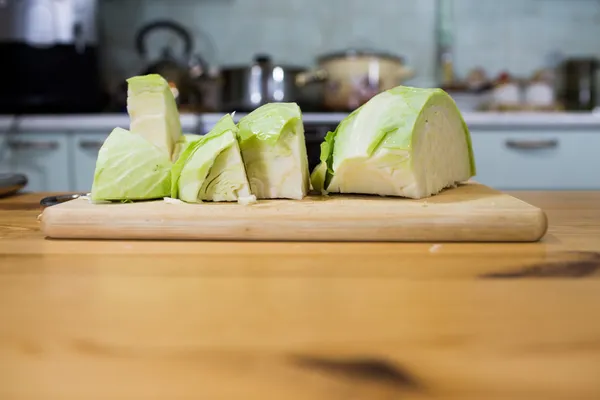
[311,86,476,199]
[237,103,310,200]
[171,115,253,203]
[91,127,172,201]
[127,74,182,161]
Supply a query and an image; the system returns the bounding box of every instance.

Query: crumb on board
[80,195,111,204]
[429,244,443,253]
[238,195,257,206]
[164,197,184,205]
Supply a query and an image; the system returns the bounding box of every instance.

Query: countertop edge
[0,114,200,132]
[1,111,600,132]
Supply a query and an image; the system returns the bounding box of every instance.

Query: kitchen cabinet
[1,114,600,193]
[0,132,71,192]
[0,114,198,193]
[470,130,600,190]
[71,132,108,192]
[0,135,11,174]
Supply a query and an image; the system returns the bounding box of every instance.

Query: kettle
[135,20,208,110]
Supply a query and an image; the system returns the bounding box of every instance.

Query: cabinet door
[470,130,600,190]
[5,133,71,192]
[72,133,108,192]
[0,135,12,174]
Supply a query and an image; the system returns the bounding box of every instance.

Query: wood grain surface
[1,190,600,399]
[40,183,548,242]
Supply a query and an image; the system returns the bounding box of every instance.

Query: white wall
[99,0,600,89]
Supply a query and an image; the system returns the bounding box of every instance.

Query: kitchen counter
[0,191,599,399]
[0,113,200,132]
[2,111,600,133]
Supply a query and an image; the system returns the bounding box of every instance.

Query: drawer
[4,133,71,192]
[72,133,108,192]
[471,131,600,190]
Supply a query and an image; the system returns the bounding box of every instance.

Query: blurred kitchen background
[1,0,600,195]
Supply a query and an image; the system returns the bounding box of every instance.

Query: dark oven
[304,123,336,171]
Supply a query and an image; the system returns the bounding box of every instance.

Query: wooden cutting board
[40,183,548,242]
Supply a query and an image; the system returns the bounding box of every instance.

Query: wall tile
[100,0,600,88]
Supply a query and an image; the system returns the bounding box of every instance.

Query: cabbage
[172,133,202,162]
[237,103,310,199]
[91,128,172,201]
[171,115,252,203]
[183,133,202,143]
[127,74,182,161]
[311,86,476,199]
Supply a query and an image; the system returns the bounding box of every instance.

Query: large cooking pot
[297,49,414,111]
[219,55,319,111]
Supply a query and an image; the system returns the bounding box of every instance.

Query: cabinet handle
[505,139,558,150]
[79,140,105,150]
[8,140,59,150]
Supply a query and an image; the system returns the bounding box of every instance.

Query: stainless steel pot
[297,49,414,111]
[219,55,319,111]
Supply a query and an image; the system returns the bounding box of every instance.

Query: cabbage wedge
[172,133,203,162]
[171,115,253,203]
[237,102,310,200]
[127,74,182,160]
[311,86,476,199]
[91,127,172,201]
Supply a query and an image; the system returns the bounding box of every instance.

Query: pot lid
[318,48,405,63]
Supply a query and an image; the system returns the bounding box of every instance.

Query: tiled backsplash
[100,0,600,87]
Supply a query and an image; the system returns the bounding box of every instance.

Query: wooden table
[0,191,599,400]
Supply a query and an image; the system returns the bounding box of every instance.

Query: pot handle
[136,20,194,59]
[396,66,415,82]
[296,69,329,87]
